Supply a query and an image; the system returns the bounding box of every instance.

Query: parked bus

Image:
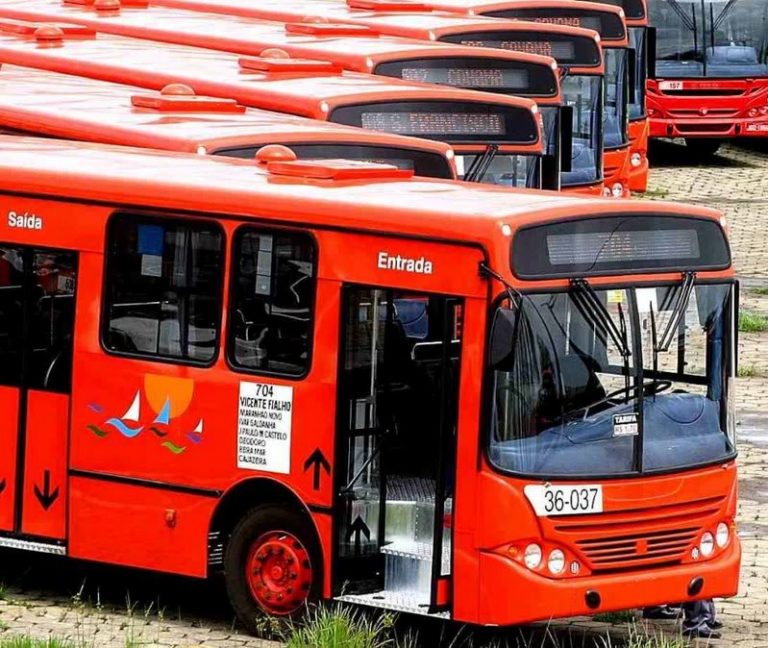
[645,0,768,156]
[0,22,545,187]
[416,0,649,192]
[0,1,566,188]
[0,133,740,631]
[0,65,459,179]
[150,0,609,194]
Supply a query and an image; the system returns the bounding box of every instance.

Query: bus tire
[684,138,722,159]
[224,504,321,633]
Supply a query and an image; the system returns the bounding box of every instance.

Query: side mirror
[627,48,637,104]
[489,307,519,369]
[646,26,657,79]
[559,105,574,174]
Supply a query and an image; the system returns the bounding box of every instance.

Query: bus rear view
[647,0,768,155]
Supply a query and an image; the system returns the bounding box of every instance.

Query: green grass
[739,310,768,333]
[751,287,768,296]
[738,363,761,378]
[0,638,78,648]
[641,187,669,199]
[592,610,637,624]
[285,605,401,648]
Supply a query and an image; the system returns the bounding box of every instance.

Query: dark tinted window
[228,228,316,377]
[104,215,223,363]
[0,246,25,387]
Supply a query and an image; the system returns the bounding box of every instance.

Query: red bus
[0,133,740,631]
[0,64,459,179]
[0,1,566,189]
[646,0,768,157]
[0,22,546,187]
[149,0,609,196]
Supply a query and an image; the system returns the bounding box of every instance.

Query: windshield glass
[560,74,603,186]
[629,27,647,119]
[214,143,455,179]
[650,0,768,77]
[455,153,543,188]
[604,49,630,147]
[487,283,735,477]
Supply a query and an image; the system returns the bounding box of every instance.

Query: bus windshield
[629,27,647,119]
[560,74,603,185]
[604,49,630,147]
[487,282,735,477]
[650,0,768,77]
[455,152,541,187]
[214,143,456,178]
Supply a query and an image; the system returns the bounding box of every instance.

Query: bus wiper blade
[464,144,499,183]
[655,271,695,353]
[570,278,632,358]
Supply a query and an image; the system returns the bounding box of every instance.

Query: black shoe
[642,606,679,620]
[683,626,722,640]
[708,620,724,630]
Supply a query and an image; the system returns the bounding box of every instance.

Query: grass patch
[739,310,768,333]
[593,610,636,624]
[738,363,761,378]
[641,187,669,199]
[751,287,768,296]
[286,605,400,648]
[0,638,78,648]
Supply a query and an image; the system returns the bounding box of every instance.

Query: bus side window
[228,228,316,377]
[103,215,224,364]
[0,246,25,387]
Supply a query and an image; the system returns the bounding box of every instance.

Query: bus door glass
[335,287,461,612]
[0,245,77,541]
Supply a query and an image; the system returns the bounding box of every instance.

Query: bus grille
[576,528,699,570]
[662,89,744,97]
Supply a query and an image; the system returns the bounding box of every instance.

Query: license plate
[524,484,603,516]
[659,80,684,90]
[746,123,768,132]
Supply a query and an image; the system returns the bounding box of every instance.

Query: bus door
[0,245,77,544]
[334,286,461,614]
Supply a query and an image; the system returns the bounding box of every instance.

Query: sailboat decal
[187,418,204,444]
[154,398,171,425]
[105,390,144,438]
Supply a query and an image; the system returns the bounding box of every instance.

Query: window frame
[225,224,319,380]
[100,212,226,368]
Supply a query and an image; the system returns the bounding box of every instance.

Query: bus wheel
[684,138,722,159]
[224,505,320,632]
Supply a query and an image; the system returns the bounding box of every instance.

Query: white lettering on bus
[7,210,42,230]
[377,251,433,275]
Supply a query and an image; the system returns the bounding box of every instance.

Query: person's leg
[705,599,723,629]
[683,600,721,639]
[642,605,679,620]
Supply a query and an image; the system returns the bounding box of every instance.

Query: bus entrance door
[0,245,77,545]
[335,287,460,614]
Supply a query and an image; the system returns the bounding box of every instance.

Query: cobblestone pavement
[0,140,766,648]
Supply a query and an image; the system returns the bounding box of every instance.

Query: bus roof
[0,22,543,151]
[152,0,605,72]
[0,135,727,274]
[0,0,562,102]
[425,0,648,24]
[0,64,457,165]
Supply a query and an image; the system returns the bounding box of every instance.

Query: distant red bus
[0,134,741,632]
[646,0,768,157]
[0,0,565,188]
[0,21,545,186]
[151,0,610,195]
[0,64,459,179]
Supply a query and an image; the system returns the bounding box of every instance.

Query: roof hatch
[267,158,414,180]
[285,22,379,37]
[346,0,433,11]
[239,49,343,74]
[63,0,149,8]
[131,84,246,112]
[0,19,95,38]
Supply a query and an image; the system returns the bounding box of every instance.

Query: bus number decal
[237,382,293,474]
[524,484,603,516]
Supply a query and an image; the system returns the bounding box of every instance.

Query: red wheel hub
[246,531,313,615]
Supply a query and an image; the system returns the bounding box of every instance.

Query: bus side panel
[68,476,214,576]
[21,390,68,539]
[0,386,19,532]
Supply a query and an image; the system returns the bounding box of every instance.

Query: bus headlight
[748,108,759,117]
[524,544,543,569]
[700,532,715,557]
[611,182,624,198]
[548,549,566,574]
[630,152,642,167]
[716,522,730,548]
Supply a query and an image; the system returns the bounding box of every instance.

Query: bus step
[335,591,449,618]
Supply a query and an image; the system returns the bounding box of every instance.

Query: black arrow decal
[34,470,59,511]
[346,516,371,556]
[303,448,331,491]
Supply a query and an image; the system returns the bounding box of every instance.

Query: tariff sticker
[613,412,639,437]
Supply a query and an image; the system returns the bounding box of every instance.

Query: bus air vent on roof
[267,159,414,181]
[239,50,343,74]
[0,19,95,37]
[285,22,379,36]
[63,0,149,8]
[131,84,246,112]
[347,0,433,11]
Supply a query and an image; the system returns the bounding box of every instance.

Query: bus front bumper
[477,537,741,626]
[649,116,768,139]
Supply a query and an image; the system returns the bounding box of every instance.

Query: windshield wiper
[569,278,632,358]
[648,272,695,382]
[464,144,499,183]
